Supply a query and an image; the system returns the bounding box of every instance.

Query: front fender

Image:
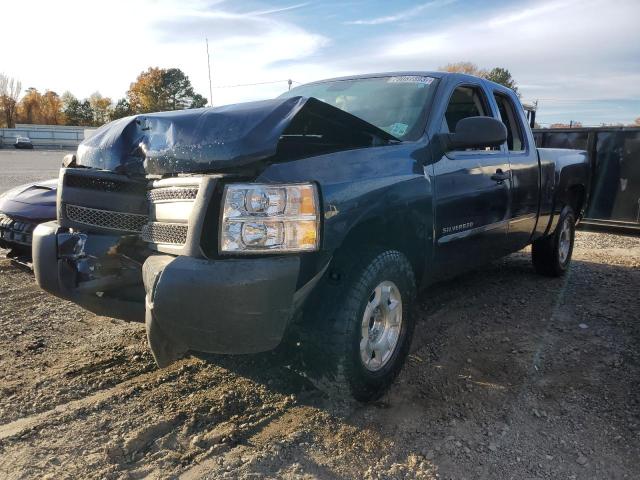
[257,145,434,286]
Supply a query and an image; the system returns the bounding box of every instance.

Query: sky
[2,0,639,126]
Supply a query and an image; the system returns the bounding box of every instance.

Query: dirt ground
[0,231,638,480]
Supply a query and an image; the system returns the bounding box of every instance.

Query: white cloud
[246,2,311,16]
[349,0,640,123]
[487,0,568,27]
[0,0,328,105]
[1,0,638,124]
[344,0,456,26]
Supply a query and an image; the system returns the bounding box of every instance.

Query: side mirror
[441,116,507,151]
[62,154,77,168]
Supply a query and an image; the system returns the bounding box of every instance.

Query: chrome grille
[0,214,37,246]
[141,222,188,245]
[65,204,147,233]
[147,187,199,203]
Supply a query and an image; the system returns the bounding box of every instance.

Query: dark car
[33,72,590,401]
[14,136,34,149]
[0,179,57,265]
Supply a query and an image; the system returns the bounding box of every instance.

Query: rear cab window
[493,93,526,152]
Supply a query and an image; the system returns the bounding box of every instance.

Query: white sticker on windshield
[389,123,409,136]
[387,76,434,85]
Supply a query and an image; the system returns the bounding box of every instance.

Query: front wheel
[300,250,416,402]
[532,206,576,277]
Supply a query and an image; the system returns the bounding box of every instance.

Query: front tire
[532,206,575,277]
[300,249,416,402]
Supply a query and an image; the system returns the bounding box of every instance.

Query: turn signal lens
[221,183,319,254]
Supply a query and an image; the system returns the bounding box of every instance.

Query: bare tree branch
[0,73,22,128]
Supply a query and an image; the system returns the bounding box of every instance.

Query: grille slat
[147,187,199,203]
[65,204,147,233]
[143,184,199,247]
[141,222,189,245]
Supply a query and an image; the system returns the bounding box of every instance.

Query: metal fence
[0,124,92,149]
[534,127,640,232]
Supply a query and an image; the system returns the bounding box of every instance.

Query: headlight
[220,183,319,253]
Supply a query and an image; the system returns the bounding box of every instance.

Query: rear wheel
[532,206,575,277]
[299,249,416,402]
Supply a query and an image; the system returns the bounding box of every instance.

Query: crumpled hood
[76,96,397,176]
[0,179,57,221]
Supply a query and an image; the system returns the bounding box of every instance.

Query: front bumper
[33,221,146,321]
[33,221,315,367]
[143,254,301,366]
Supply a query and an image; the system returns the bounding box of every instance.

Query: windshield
[280,75,438,140]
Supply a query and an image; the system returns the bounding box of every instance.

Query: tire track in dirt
[0,362,189,441]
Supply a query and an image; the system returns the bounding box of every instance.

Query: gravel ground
[0,231,638,479]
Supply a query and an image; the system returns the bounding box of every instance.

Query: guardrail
[0,125,93,149]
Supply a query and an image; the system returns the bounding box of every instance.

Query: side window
[442,86,493,151]
[442,86,490,133]
[494,93,525,151]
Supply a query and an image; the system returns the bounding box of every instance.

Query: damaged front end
[33,95,396,366]
[33,169,150,321]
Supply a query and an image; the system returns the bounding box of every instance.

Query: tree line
[548,119,640,128]
[0,67,207,129]
[440,62,520,94]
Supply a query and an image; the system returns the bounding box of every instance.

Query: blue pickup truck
[33,72,589,401]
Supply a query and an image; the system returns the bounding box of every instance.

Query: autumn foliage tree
[440,62,519,94]
[89,92,113,125]
[440,61,484,76]
[16,89,66,125]
[16,88,43,124]
[127,67,207,113]
[40,91,64,125]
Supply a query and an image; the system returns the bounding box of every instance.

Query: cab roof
[298,71,513,93]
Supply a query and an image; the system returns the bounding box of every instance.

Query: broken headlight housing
[220,183,319,254]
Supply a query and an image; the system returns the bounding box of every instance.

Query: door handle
[491,169,510,183]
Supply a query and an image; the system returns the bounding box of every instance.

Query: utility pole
[206,37,213,107]
[531,99,538,129]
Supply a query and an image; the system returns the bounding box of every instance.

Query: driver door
[433,83,512,277]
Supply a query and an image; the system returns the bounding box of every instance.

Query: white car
[14,136,33,149]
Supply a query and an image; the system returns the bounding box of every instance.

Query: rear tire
[532,206,575,277]
[299,249,416,402]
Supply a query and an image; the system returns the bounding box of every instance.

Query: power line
[212,79,301,89]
